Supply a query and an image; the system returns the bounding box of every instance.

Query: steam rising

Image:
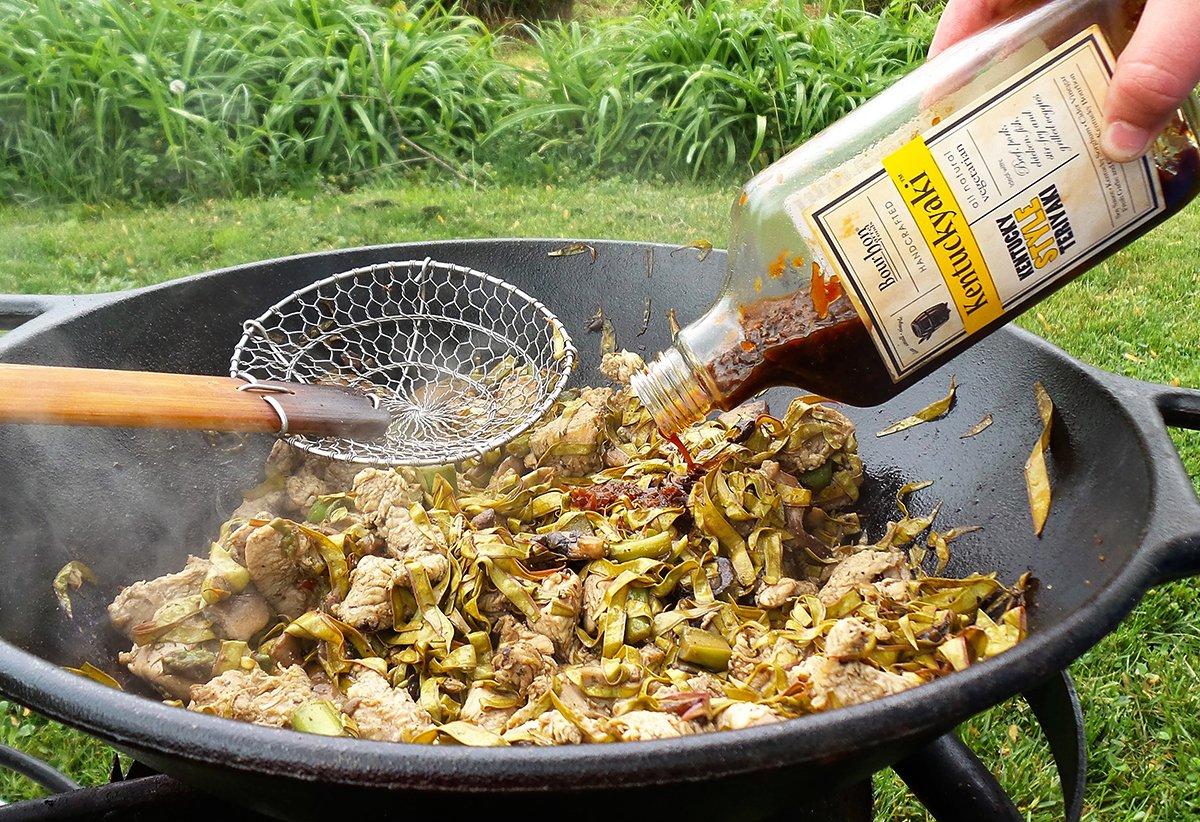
[0,288,274,669]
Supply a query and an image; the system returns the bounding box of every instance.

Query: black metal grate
[0,754,872,821]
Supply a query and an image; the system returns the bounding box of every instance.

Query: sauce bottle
[632,0,1200,435]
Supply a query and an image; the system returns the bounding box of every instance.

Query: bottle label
[796,26,1164,381]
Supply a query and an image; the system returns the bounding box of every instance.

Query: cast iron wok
[0,238,1198,821]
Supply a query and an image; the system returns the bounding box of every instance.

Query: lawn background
[2,182,1200,819]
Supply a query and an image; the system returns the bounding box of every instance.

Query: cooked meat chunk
[344,670,434,743]
[352,468,422,526]
[504,672,603,732]
[729,625,802,690]
[476,588,514,621]
[603,444,632,468]
[243,521,323,620]
[333,555,405,630]
[400,546,449,584]
[638,644,666,671]
[717,400,769,429]
[755,577,816,610]
[504,709,584,745]
[230,445,305,517]
[500,676,550,731]
[492,615,556,694]
[188,665,316,728]
[776,404,855,474]
[728,626,762,684]
[256,443,364,518]
[716,702,782,731]
[825,617,876,661]
[205,589,272,642]
[468,370,542,423]
[460,682,518,732]
[529,570,582,656]
[486,456,526,490]
[599,351,645,385]
[819,549,910,605]
[265,440,304,476]
[108,556,208,639]
[760,459,790,484]
[796,655,913,710]
[873,576,910,602]
[580,575,610,634]
[321,458,362,493]
[470,508,499,530]
[649,671,725,701]
[559,672,607,717]
[499,371,541,415]
[606,710,695,741]
[119,642,209,700]
[528,388,612,476]
[284,469,327,516]
[352,469,447,580]
[220,520,259,565]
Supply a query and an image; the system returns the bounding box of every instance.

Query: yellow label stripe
[883,138,1003,335]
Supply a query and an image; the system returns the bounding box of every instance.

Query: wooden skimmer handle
[0,364,391,439]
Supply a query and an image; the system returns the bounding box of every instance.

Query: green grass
[3,183,1200,820]
[0,0,936,202]
[489,0,934,177]
[0,179,735,295]
[0,0,510,202]
[0,700,122,797]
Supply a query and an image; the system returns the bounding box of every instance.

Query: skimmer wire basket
[230,258,576,466]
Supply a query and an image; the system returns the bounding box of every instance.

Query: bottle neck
[630,344,717,436]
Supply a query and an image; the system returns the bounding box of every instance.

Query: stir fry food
[103,352,1028,745]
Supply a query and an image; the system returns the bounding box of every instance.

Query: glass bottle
[633,0,1200,435]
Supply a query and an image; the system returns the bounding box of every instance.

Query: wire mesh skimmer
[230,259,576,466]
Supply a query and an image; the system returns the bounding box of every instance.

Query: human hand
[929,0,1200,163]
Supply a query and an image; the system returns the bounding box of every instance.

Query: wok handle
[0,364,390,439]
[1086,371,1200,582]
[0,294,80,331]
[1157,385,1200,430]
[893,670,1084,822]
[1140,382,1200,582]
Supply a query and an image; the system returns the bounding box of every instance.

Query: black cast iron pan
[0,239,1197,820]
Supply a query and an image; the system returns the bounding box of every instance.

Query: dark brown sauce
[569,471,701,512]
[705,144,1200,409]
[708,289,893,408]
[665,432,698,472]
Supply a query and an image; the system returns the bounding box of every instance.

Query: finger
[929,0,1029,57]
[1102,0,1200,162]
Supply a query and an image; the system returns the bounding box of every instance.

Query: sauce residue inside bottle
[705,288,894,408]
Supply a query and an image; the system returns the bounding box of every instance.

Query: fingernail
[1102,121,1151,163]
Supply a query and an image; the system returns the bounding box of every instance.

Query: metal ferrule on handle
[235,376,296,435]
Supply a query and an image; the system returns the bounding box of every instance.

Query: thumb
[1102,0,1200,163]
[929,0,1027,57]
